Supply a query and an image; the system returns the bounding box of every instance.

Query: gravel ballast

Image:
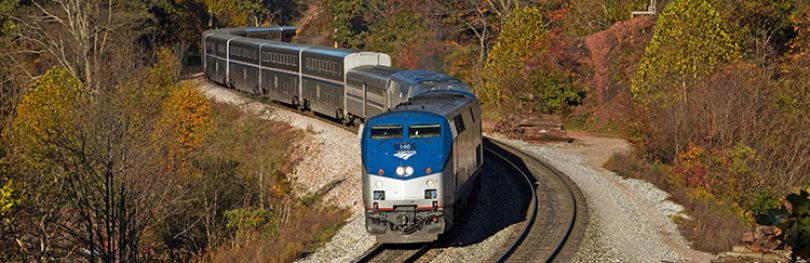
[489,134,713,262]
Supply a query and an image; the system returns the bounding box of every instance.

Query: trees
[1,47,200,261]
[565,0,660,36]
[159,84,212,159]
[6,0,148,90]
[632,0,740,99]
[483,6,546,104]
[328,0,376,49]
[715,0,796,62]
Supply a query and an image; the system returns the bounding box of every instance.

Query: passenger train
[201,27,483,243]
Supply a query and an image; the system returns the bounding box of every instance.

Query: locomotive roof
[391,92,477,117]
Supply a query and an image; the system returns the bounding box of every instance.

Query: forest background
[0,0,808,261]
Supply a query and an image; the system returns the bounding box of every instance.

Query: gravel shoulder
[490,132,714,263]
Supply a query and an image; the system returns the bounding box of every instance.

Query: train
[201,27,483,243]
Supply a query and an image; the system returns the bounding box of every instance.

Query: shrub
[604,152,749,253]
[524,66,584,113]
[224,208,278,239]
[0,179,15,217]
[777,189,810,260]
[675,191,750,253]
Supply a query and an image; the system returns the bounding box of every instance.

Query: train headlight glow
[375,181,383,188]
[396,167,405,176]
[405,166,414,176]
[426,179,436,187]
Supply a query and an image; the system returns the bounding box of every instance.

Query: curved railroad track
[194,76,586,262]
[485,139,587,262]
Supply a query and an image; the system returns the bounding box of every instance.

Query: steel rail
[489,140,578,263]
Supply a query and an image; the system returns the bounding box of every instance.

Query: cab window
[370,125,403,139]
[408,124,441,138]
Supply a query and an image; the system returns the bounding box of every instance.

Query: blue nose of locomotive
[361,111,450,179]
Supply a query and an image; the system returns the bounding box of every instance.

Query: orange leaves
[158,83,212,161]
[787,4,810,66]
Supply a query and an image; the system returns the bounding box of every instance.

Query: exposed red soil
[579,16,656,126]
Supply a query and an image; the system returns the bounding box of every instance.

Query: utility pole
[631,0,657,18]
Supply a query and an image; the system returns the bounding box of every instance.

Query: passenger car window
[408,124,441,138]
[370,125,403,139]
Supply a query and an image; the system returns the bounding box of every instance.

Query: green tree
[0,0,17,35]
[632,0,740,100]
[716,0,796,59]
[328,0,377,49]
[365,9,424,55]
[483,6,547,105]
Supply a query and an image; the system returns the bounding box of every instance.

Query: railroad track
[485,139,586,262]
[194,76,586,262]
[354,243,431,263]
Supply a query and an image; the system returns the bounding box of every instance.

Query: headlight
[396,167,405,176]
[405,166,414,176]
[375,181,383,188]
[426,179,436,187]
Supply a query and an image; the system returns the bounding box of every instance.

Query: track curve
[486,139,587,262]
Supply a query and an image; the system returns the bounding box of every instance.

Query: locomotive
[360,90,483,243]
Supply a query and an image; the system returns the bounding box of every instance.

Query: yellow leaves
[0,179,17,217]
[158,83,212,160]
[7,67,83,163]
[632,0,741,100]
[144,47,180,98]
[484,6,547,105]
[201,0,252,27]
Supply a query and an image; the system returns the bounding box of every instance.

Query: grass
[563,112,626,138]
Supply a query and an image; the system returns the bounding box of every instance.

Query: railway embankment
[491,133,714,262]
[196,78,377,261]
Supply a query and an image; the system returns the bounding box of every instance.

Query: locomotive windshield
[408,124,441,138]
[370,125,403,139]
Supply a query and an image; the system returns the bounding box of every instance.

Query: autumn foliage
[6,67,84,164]
[632,0,740,99]
[484,7,547,105]
[159,83,212,156]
